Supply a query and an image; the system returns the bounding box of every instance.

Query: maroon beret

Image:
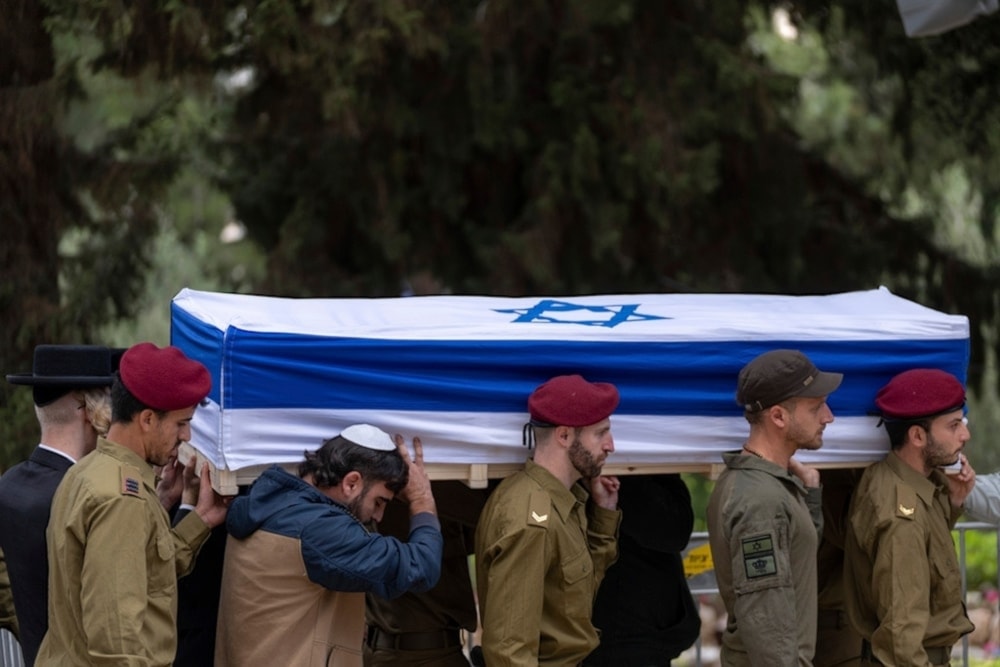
[875,368,965,420]
[119,342,211,411]
[528,374,620,427]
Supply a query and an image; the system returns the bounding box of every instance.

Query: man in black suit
[584,474,701,667]
[169,468,231,667]
[0,345,119,665]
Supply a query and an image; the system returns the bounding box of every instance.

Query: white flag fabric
[170,287,969,473]
[896,0,998,36]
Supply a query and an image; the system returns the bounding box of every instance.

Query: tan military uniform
[707,452,822,666]
[35,438,210,666]
[844,451,972,667]
[365,482,486,667]
[0,548,18,639]
[475,460,620,667]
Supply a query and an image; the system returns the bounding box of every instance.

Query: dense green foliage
[2,1,1000,469]
[958,525,1000,593]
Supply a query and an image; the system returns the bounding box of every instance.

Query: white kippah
[340,423,396,451]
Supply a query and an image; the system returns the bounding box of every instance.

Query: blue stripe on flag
[171,317,968,418]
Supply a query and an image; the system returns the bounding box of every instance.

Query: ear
[341,470,363,499]
[907,424,928,448]
[137,409,158,432]
[554,425,574,448]
[767,404,789,429]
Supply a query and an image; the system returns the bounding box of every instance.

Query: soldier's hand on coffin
[394,434,437,517]
[193,461,233,528]
[589,474,620,510]
[155,455,185,511]
[788,456,820,488]
[180,457,200,506]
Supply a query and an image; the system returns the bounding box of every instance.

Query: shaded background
[3,0,999,472]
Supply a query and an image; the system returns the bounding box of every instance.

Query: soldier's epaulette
[120,465,144,498]
[894,483,918,520]
[527,490,551,529]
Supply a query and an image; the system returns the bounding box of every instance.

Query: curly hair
[299,435,408,493]
[82,387,113,437]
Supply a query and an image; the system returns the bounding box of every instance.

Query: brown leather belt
[366,627,462,651]
[861,639,950,665]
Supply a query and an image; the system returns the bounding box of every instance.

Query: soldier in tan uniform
[707,349,842,666]
[36,342,231,666]
[475,374,622,667]
[844,369,976,666]
[364,481,489,666]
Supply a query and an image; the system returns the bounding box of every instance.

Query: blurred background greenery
[3,2,1000,524]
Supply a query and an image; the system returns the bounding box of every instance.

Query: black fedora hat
[7,345,119,406]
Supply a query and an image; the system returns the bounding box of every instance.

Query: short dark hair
[884,419,930,450]
[744,398,797,426]
[110,374,165,424]
[299,435,408,493]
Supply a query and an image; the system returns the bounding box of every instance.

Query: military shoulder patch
[527,490,551,529]
[120,465,143,498]
[895,483,918,520]
[741,533,778,579]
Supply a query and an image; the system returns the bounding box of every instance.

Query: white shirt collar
[37,444,77,464]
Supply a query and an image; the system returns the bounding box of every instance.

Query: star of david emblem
[494,299,669,328]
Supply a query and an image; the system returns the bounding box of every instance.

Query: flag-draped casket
[170,287,969,489]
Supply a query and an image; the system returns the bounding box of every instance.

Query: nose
[373,507,386,523]
[821,404,835,424]
[605,434,615,453]
[960,422,971,442]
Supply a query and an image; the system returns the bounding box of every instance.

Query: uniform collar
[523,459,587,522]
[32,444,76,468]
[885,450,942,506]
[721,450,809,494]
[97,436,156,489]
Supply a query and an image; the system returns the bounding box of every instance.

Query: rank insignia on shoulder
[895,483,918,520]
[741,533,778,579]
[527,491,551,528]
[121,466,143,497]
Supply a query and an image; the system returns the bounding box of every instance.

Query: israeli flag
[171,287,969,475]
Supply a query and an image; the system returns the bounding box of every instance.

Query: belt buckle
[368,627,461,651]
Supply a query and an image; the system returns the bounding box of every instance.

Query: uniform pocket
[156,532,175,560]
[325,643,363,667]
[930,546,961,605]
[148,532,177,599]
[561,547,592,619]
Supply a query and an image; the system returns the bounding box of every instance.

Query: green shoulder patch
[527,491,551,529]
[120,465,144,498]
[895,483,918,520]
[741,533,778,579]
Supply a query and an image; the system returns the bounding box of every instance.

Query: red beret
[119,342,211,411]
[875,368,965,420]
[528,374,620,427]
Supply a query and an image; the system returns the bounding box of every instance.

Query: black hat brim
[6,373,115,387]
